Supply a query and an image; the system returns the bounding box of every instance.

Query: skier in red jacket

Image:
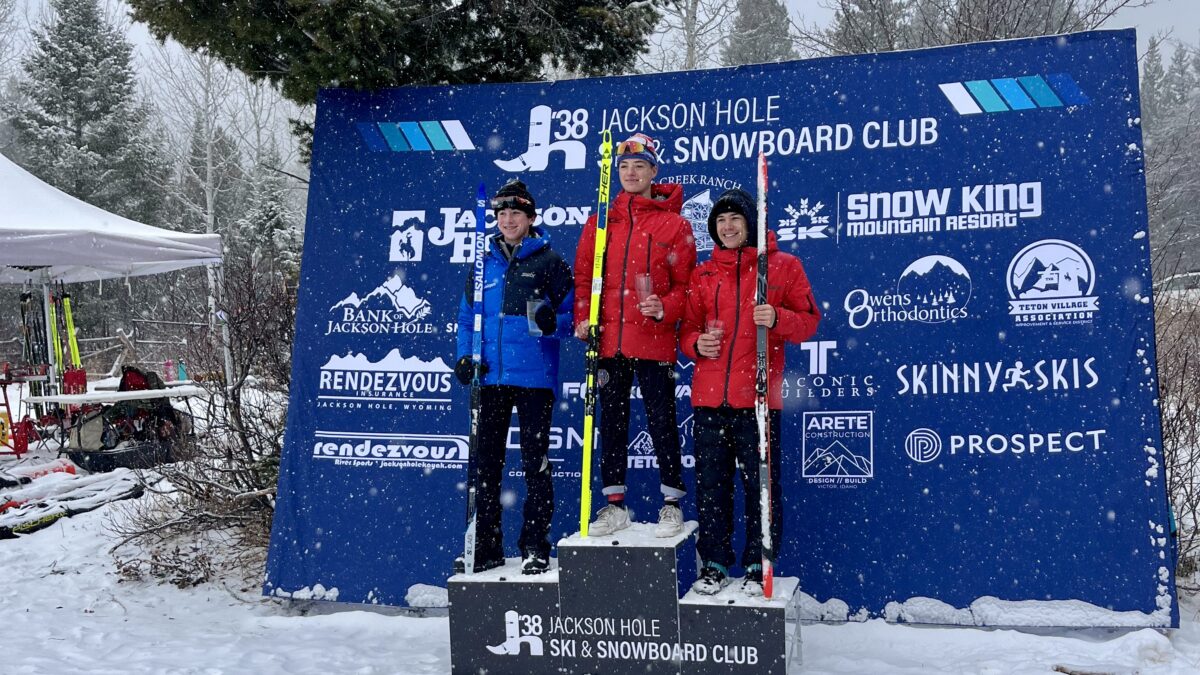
[573,133,697,538]
[679,188,820,595]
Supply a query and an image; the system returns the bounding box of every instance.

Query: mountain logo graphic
[627,415,695,456]
[1006,239,1098,326]
[897,255,972,315]
[331,274,432,321]
[321,350,451,373]
[629,431,656,456]
[844,255,972,329]
[802,411,874,480]
[682,189,716,252]
[318,349,454,402]
[1007,239,1094,300]
[626,415,696,470]
[803,440,873,476]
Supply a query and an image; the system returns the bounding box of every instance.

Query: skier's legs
[515,387,555,557]
[476,385,515,558]
[598,356,636,496]
[636,358,686,499]
[737,410,783,567]
[694,407,737,568]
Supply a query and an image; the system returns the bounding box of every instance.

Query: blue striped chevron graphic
[938,74,1089,115]
[357,120,476,151]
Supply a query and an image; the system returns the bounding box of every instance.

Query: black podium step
[448,558,561,674]
[679,576,803,674]
[557,522,699,675]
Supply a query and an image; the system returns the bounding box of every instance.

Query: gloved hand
[454,356,487,385]
[534,302,557,336]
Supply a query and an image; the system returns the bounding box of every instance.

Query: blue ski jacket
[456,227,574,392]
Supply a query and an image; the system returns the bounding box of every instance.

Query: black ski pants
[598,355,686,500]
[475,385,555,558]
[693,405,783,570]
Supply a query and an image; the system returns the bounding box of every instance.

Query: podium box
[678,576,803,675]
[556,523,698,675]
[447,559,562,675]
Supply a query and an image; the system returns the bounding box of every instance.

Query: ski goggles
[615,139,658,157]
[492,194,540,214]
[491,195,534,211]
[615,137,659,167]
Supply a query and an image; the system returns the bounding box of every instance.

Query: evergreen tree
[7,0,168,225]
[823,0,910,55]
[1192,43,1200,98]
[722,0,796,66]
[0,73,21,158]
[1165,44,1197,108]
[232,152,302,283]
[126,1,664,106]
[1141,37,1167,130]
[4,0,172,338]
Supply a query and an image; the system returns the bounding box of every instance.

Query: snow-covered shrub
[1154,288,1200,588]
[109,253,295,586]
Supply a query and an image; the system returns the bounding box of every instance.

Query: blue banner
[266,29,1176,626]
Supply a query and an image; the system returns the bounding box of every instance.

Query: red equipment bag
[63,367,87,395]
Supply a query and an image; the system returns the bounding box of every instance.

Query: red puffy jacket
[680,232,820,409]
[574,184,697,361]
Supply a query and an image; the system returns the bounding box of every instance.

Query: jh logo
[487,610,544,656]
[494,105,588,172]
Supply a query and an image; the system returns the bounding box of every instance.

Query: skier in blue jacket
[453,179,573,575]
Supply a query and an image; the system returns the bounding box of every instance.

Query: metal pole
[210,263,234,390]
[206,262,218,333]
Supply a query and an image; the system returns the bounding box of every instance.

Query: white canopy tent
[0,152,222,283]
[0,152,225,392]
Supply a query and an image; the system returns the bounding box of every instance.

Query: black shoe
[520,550,550,575]
[453,553,505,574]
[691,563,729,595]
[741,564,764,596]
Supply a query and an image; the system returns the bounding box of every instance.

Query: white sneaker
[588,504,630,536]
[654,504,683,538]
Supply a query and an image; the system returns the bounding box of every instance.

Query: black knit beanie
[492,179,536,218]
[707,188,758,249]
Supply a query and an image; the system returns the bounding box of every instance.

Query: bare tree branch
[791,0,1154,57]
[638,0,734,73]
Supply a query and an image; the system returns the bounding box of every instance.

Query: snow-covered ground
[2,498,1198,674]
[3,393,1199,674]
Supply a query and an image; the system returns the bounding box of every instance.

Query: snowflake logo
[778,199,831,241]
